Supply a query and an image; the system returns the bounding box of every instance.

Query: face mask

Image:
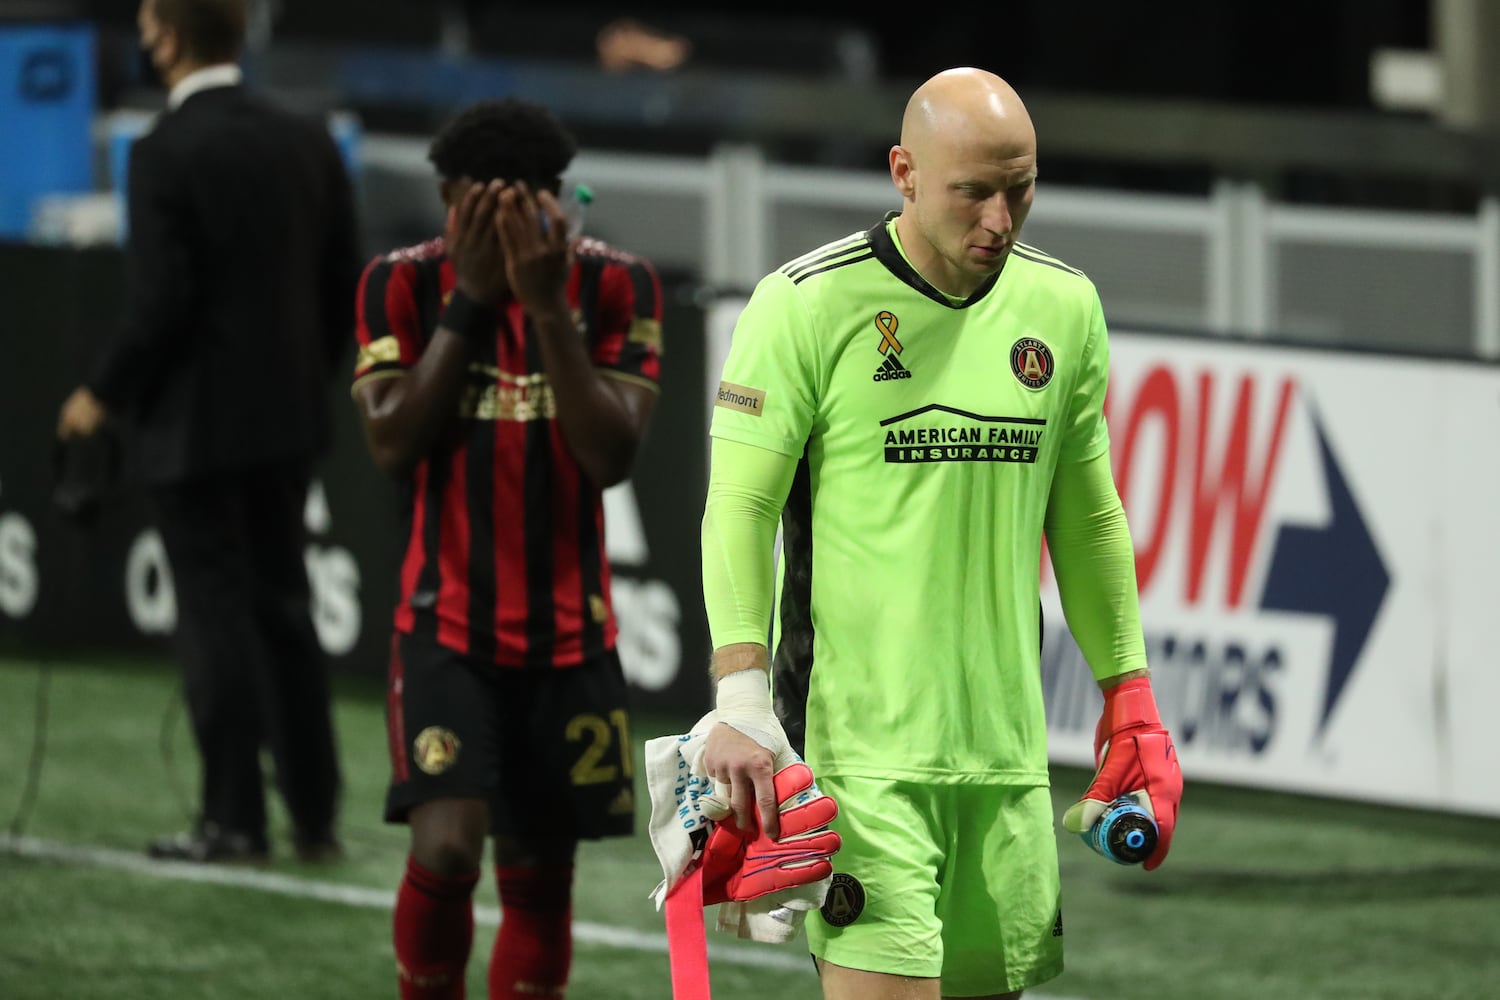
[136,29,169,90]
[135,46,162,90]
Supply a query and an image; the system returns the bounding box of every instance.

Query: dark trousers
[149,458,342,841]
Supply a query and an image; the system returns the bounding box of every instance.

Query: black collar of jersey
[868,212,1002,310]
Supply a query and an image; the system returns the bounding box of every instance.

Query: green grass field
[2,654,1497,1000]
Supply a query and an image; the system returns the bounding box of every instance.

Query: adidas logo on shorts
[608,787,635,816]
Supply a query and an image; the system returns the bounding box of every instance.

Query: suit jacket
[90,83,362,485]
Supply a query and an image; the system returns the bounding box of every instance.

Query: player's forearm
[701,483,779,651]
[529,301,645,487]
[357,329,472,478]
[702,436,797,660]
[1044,451,1149,682]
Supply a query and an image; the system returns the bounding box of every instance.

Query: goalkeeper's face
[908,128,1037,283]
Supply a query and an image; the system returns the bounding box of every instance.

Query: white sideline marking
[0,834,793,971]
[1,834,1085,996]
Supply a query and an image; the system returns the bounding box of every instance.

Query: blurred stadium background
[2,1,1498,998]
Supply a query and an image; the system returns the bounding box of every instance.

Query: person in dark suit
[56,0,360,864]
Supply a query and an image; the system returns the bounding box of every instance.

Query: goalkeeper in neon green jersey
[697,67,1183,999]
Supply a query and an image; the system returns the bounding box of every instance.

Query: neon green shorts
[807,776,1065,996]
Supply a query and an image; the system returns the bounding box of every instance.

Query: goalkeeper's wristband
[714,669,784,751]
[441,288,498,343]
[1099,677,1161,749]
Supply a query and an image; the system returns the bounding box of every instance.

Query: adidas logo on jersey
[873,354,912,381]
[872,310,912,381]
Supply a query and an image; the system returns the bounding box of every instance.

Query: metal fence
[478,141,1500,360]
[86,119,1495,360]
[531,140,1500,359]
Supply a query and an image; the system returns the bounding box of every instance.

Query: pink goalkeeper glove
[1063,676,1183,871]
[700,762,841,905]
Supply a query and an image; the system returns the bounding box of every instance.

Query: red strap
[664,864,711,1000]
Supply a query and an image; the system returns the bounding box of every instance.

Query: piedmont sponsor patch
[715,381,766,416]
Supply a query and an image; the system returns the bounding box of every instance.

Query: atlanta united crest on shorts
[820,873,866,927]
[413,726,461,775]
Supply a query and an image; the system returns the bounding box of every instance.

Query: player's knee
[409,800,487,874]
[411,834,484,876]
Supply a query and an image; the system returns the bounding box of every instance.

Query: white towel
[645,711,832,944]
[645,710,724,910]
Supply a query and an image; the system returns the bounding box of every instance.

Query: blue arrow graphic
[1259,406,1389,737]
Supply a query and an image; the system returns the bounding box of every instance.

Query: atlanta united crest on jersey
[710,213,1111,786]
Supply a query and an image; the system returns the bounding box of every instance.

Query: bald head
[900,67,1035,161]
[888,67,1039,297]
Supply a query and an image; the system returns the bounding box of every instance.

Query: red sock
[394,855,481,999]
[488,863,574,999]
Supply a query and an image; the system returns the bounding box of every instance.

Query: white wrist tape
[714,669,788,754]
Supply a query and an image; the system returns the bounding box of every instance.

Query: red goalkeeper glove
[660,763,839,1000]
[1063,676,1182,871]
[700,761,841,905]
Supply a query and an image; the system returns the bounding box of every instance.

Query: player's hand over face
[700,723,783,841]
[494,182,572,316]
[446,180,507,303]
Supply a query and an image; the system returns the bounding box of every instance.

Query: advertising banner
[1043,329,1500,817]
[0,22,95,237]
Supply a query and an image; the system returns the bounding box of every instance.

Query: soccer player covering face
[698,68,1183,998]
[350,99,663,999]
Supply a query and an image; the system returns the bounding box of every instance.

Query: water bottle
[1081,796,1158,865]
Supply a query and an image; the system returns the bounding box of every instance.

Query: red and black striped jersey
[351,236,663,668]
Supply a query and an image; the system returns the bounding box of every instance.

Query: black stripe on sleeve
[787,250,876,285]
[412,256,447,350]
[576,255,604,346]
[622,255,660,319]
[359,259,397,341]
[1009,245,1087,277]
[780,236,870,282]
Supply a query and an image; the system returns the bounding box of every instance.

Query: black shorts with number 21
[384,630,636,840]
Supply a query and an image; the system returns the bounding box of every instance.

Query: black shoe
[291,829,345,863]
[147,825,269,865]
